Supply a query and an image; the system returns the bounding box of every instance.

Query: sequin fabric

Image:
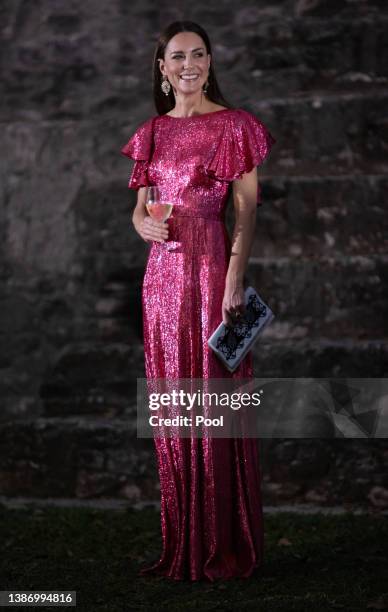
[121,108,276,581]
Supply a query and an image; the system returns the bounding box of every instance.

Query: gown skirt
[120,108,276,581]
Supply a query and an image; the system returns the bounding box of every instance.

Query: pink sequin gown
[121,108,276,581]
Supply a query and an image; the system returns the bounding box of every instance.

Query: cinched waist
[170,207,224,221]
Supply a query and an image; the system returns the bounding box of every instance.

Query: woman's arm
[132,187,169,243]
[222,167,258,325]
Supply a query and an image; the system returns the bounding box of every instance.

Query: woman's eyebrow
[169,47,205,55]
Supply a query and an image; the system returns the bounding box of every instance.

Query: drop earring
[161,76,171,96]
[203,79,209,93]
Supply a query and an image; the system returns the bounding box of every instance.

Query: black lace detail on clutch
[215,294,267,361]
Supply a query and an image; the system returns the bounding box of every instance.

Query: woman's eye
[172,53,204,59]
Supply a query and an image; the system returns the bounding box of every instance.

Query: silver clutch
[207,286,275,373]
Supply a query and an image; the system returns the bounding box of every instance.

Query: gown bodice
[121,108,276,216]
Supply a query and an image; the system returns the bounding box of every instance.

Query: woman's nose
[183,57,193,69]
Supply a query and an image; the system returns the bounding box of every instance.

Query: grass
[0,505,387,611]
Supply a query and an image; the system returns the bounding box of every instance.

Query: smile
[180,75,199,80]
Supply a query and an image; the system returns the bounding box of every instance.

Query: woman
[121,21,276,581]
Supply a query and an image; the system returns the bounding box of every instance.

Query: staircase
[1,1,387,509]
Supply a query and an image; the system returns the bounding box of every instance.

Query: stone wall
[1,0,387,506]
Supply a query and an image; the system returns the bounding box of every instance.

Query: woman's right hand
[134,215,169,243]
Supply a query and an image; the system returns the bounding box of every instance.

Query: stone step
[0,416,387,507]
[36,339,388,420]
[2,89,388,191]
[251,89,388,172]
[0,416,154,501]
[1,497,385,515]
[235,174,388,258]
[39,342,145,417]
[247,254,388,340]
[238,13,388,99]
[91,254,388,343]
[251,338,388,377]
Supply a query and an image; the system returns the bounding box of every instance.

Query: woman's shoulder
[224,108,275,139]
[206,107,266,128]
[226,107,262,123]
[121,116,155,160]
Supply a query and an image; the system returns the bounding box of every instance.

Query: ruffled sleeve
[204,109,276,205]
[120,117,155,190]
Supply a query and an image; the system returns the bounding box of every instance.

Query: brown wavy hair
[152,21,234,116]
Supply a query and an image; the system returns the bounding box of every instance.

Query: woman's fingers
[143,228,166,242]
[143,217,168,236]
[142,217,169,242]
[222,305,233,326]
[222,303,246,326]
[232,305,246,318]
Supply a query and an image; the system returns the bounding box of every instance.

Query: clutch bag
[207,286,275,373]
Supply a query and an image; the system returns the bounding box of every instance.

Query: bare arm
[222,167,258,325]
[132,187,169,243]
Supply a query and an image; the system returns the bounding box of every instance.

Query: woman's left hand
[222,282,245,326]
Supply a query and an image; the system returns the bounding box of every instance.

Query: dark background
[0,0,387,509]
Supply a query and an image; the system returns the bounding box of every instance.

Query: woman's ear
[158,58,165,76]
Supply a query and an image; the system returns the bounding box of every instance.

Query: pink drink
[146,202,173,222]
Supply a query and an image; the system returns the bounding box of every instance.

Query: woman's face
[159,32,211,98]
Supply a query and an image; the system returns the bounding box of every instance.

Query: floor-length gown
[121,108,276,581]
